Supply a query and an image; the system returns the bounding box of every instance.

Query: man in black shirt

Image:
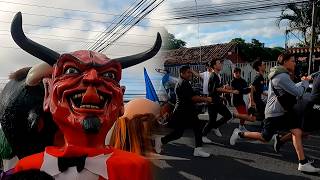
[250,60,267,120]
[154,65,212,157]
[231,67,252,131]
[202,60,239,143]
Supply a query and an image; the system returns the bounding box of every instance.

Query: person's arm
[216,87,239,94]
[275,74,309,97]
[191,96,212,103]
[249,85,256,107]
[208,75,238,95]
[191,69,203,79]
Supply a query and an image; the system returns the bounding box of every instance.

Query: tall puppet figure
[8,12,161,180]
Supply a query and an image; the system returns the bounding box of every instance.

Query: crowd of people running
[154,52,320,173]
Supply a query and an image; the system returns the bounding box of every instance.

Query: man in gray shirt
[230,52,320,173]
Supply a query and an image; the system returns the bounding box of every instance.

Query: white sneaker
[193,147,210,157]
[298,162,320,173]
[230,128,241,145]
[213,128,222,137]
[154,137,162,154]
[202,136,213,143]
[239,125,248,132]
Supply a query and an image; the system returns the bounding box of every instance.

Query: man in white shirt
[193,62,213,96]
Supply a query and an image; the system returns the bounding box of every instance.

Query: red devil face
[43,51,124,143]
[11,12,161,148]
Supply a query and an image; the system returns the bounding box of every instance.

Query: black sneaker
[273,134,283,153]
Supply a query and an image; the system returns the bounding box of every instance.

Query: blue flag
[144,67,159,102]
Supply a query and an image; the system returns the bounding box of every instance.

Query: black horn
[114,32,162,69]
[11,12,60,66]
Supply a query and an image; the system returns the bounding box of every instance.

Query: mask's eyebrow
[59,54,82,64]
[59,54,112,67]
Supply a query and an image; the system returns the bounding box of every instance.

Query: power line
[0,20,161,34]
[165,16,280,25]
[88,0,150,50]
[83,0,143,49]
[162,0,308,21]
[164,0,306,15]
[0,45,152,57]
[0,0,149,18]
[0,29,156,39]
[90,0,165,52]
[0,9,167,27]
[94,0,158,51]
[0,33,153,47]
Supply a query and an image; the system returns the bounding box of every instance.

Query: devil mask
[10,12,162,148]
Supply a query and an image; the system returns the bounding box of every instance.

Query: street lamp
[308,0,318,75]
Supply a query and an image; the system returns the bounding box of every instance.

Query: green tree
[231,38,245,44]
[251,39,264,47]
[277,2,320,45]
[230,38,283,62]
[162,29,186,50]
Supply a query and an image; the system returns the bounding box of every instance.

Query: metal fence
[165,61,277,88]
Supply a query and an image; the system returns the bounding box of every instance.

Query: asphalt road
[150,119,320,180]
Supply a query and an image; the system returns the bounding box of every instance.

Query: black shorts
[261,113,301,142]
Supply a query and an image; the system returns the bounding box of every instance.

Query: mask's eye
[103,72,116,80]
[64,67,80,75]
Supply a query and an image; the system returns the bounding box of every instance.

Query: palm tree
[277,2,319,46]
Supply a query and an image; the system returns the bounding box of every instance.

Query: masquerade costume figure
[4,12,161,180]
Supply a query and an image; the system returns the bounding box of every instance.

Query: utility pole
[308,0,317,75]
[285,28,289,49]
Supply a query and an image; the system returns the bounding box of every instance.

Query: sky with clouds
[151,0,298,48]
[0,0,297,98]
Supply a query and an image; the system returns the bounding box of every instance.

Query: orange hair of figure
[109,113,156,156]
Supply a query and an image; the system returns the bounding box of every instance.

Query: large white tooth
[81,105,88,108]
[99,96,104,100]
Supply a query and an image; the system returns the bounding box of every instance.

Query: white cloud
[0,0,165,78]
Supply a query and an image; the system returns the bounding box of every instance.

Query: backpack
[271,77,297,111]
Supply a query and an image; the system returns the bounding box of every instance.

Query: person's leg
[213,103,232,128]
[192,117,210,157]
[291,128,320,172]
[255,102,266,121]
[202,104,218,136]
[192,118,203,148]
[155,126,184,154]
[242,132,266,142]
[230,117,275,145]
[282,111,320,172]
[235,105,246,126]
[155,113,185,153]
[233,113,256,122]
[161,127,185,145]
[291,128,305,160]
